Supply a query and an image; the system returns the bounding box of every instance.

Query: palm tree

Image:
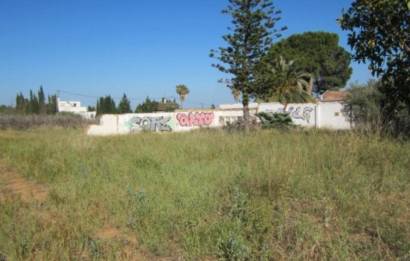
[268,56,314,110]
[176,84,190,109]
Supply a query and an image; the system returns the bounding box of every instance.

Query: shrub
[345,80,410,138]
[256,112,294,130]
[217,232,250,260]
[345,80,383,134]
[223,117,260,132]
[0,113,95,130]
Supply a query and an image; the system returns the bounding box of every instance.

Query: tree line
[14,86,58,115]
[4,87,184,116]
[96,84,190,114]
[96,94,180,115]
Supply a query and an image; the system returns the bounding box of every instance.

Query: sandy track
[0,162,48,203]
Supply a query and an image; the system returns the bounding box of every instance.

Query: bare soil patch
[95,225,138,245]
[0,161,151,260]
[0,161,48,203]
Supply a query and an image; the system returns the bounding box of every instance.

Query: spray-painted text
[176,112,214,127]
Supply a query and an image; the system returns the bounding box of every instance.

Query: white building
[57,98,96,119]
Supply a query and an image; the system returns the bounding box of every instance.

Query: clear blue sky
[0,0,372,108]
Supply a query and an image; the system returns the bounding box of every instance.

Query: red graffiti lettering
[176,112,214,127]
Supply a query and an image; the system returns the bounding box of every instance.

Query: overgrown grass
[0,128,409,260]
[0,114,95,130]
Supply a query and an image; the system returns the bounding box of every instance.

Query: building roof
[321,91,348,102]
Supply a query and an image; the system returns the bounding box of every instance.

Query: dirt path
[0,161,48,203]
[0,161,155,260]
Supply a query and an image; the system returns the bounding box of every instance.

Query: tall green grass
[0,128,409,260]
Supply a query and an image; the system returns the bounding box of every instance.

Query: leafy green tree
[135,97,159,113]
[265,32,352,94]
[257,56,314,109]
[135,97,179,113]
[157,98,179,112]
[345,80,384,133]
[176,84,189,108]
[118,94,132,113]
[340,0,410,136]
[210,0,286,130]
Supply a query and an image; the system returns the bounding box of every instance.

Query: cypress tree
[16,93,23,113]
[47,95,58,114]
[29,90,34,114]
[118,94,132,113]
[38,86,46,114]
[96,99,101,115]
[96,96,117,114]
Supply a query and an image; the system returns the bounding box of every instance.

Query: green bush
[345,80,383,133]
[257,112,294,130]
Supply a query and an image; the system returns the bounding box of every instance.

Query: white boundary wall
[88,101,351,136]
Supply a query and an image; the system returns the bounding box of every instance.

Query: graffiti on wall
[127,116,172,132]
[275,106,315,123]
[176,112,214,127]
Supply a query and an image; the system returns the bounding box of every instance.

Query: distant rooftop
[320,91,348,102]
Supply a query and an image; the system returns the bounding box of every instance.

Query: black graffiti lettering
[275,106,314,123]
[128,116,172,132]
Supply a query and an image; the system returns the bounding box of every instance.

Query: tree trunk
[242,92,250,132]
[284,102,289,111]
[308,76,314,95]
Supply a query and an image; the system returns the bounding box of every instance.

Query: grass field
[0,128,409,260]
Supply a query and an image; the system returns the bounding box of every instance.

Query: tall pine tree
[211,0,286,131]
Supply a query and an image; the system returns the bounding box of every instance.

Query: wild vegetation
[0,114,95,130]
[13,86,58,115]
[340,0,410,136]
[0,1,409,259]
[345,80,384,134]
[0,128,409,260]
